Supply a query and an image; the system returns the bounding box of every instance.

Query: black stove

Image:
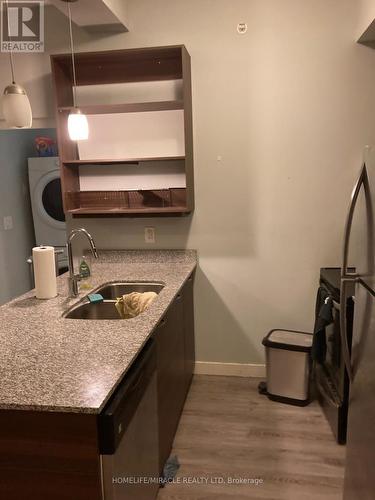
[314,268,355,445]
[320,267,355,301]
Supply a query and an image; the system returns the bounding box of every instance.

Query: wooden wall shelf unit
[63,156,185,166]
[58,100,184,115]
[50,46,194,217]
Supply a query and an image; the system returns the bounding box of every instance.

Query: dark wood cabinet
[155,296,185,471]
[182,272,196,393]
[0,411,102,500]
[155,272,195,471]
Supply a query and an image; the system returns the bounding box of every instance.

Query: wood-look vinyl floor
[157,376,345,500]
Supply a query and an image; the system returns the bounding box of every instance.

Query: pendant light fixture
[62,0,89,141]
[1,0,32,128]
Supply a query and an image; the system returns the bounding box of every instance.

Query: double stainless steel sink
[97,282,164,300]
[63,282,164,320]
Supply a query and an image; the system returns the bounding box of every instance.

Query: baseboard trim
[194,361,266,378]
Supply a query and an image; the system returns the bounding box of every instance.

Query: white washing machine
[28,157,68,274]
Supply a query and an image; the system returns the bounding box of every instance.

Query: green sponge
[87,293,104,304]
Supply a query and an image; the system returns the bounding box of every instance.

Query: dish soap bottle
[79,256,92,290]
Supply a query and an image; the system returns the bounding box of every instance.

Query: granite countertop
[0,250,197,414]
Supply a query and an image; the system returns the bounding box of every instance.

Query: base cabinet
[155,271,196,471]
[0,411,102,500]
[155,293,186,471]
[0,272,195,500]
[182,273,196,392]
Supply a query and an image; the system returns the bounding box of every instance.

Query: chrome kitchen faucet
[67,228,99,298]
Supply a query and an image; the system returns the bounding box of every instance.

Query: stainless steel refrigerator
[341,146,375,500]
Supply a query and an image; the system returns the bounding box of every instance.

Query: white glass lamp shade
[68,109,89,141]
[2,84,32,128]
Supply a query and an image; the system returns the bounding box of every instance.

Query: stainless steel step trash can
[261,329,313,406]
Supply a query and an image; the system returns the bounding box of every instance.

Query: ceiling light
[62,0,89,141]
[1,0,32,128]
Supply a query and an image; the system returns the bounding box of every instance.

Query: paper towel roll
[32,246,57,299]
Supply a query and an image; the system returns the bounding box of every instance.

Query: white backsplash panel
[77,110,185,161]
[78,160,186,191]
[76,80,183,106]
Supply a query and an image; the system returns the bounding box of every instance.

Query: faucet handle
[67,274,82,298]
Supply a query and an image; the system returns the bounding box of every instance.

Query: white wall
[1,0,375,363]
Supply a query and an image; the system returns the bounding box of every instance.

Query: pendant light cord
[5,0,16,83]
[67,1,78,108]
[8,52,15,84]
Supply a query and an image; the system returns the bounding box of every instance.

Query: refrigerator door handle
[340,163,368,382]
[341,163,367,279]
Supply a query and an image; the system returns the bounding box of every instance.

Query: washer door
[34,170,66,230]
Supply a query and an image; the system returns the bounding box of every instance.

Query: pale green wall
[1,1,375,364]
[0,129,56,305]
[69,0,375,364]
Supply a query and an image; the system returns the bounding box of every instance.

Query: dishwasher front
[98,340,159,500]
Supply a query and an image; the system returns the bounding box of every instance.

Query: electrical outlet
[145,227,156,244]
[3,216,13,230]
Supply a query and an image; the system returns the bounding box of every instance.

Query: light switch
[145,227,156,244]
[3,216,13,230]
